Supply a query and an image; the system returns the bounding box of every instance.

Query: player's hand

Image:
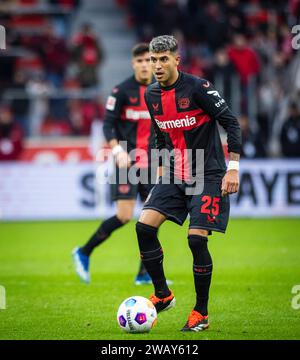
[156,166,164,179]
[116,151,131,168]
[221,170,239,196]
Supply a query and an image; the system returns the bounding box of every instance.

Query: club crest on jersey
[178,98,190,109]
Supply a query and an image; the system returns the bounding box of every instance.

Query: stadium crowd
[1,0,300,161]
[0,0,105,149]
[124,0,300,158]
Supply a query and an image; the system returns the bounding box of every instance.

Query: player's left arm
[216,108,241,196]
[194,79,242,196]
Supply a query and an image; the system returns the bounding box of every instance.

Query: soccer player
[73,43,156,285]
[135,35,242,331]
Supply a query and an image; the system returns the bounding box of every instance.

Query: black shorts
[143,177,230,234]
[111,165,153,202]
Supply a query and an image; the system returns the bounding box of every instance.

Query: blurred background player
[136,35,241,331]
[73,43,156,285]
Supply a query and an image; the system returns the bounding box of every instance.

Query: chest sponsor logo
[178,98,190,109]
[106,96,116,111]
[125,108,151,120]
[155,115,197,130]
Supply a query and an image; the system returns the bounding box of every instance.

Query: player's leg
[72,199,135,283]
[72,163,137,283]
[136,209,175,312]
[181,228,211,331]
[181,182,230,331]
[81,199,135,256]
[137,210,167,294]
[134,181,154,285]
[136,179,188,312]
[135,178,167,286]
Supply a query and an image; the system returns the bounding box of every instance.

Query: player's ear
[131,58,136,70]
[175,53,181,66]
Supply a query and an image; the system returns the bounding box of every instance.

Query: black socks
[80,215,124,257]
[188,235,213,316]
[136,221,170,298]
[137,260,148,276]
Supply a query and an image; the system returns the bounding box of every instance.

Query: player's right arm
[103,88,131,168]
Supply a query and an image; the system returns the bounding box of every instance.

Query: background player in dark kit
[73,43,156,285]
[135,35,242,331]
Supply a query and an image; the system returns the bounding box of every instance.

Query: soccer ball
[117,296,157,333]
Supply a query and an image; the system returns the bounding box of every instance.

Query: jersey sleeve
[194,79,242,154]
[193,79,229,118]
[102,87,126,142]
[144,90,166,151]
[216,108,242,154]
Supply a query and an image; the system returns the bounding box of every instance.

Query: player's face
[150,51,180,85]
[132,52,152,83]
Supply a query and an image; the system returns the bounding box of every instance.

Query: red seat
[15,55,43,73]
[10,15,49,31]
[17,0,40,5]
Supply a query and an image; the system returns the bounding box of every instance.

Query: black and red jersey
[144,71,242,182]
[103,75,153,168]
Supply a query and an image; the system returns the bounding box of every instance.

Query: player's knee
[188,234,208,252]
[188,228,209,236]
[117,215,132,224]
[138,209,166,228]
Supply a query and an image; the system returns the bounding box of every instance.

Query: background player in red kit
[136,36,242,331]
[73,43,155,285]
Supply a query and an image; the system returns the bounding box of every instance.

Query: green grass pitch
[0,218,300,340]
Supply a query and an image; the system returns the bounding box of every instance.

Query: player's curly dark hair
[149,35,178,53]
[132,43,149,57]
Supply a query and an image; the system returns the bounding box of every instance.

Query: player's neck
[159,69,179,88]
[135,75,152,86]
